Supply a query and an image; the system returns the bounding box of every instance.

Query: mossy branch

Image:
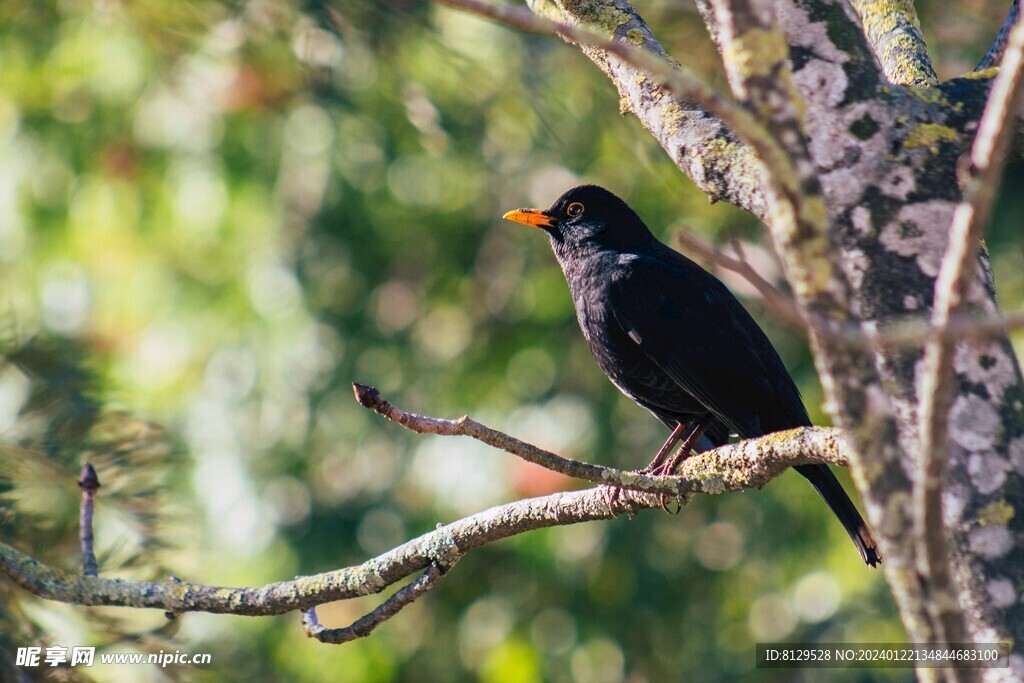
[850,0,938,86]
[1,386,852,645]
[435,0,777,217]
[914,12,1024,667]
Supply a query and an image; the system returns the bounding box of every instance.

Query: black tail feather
[795,464,882,567]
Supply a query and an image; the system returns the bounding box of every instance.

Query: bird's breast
[567,276,664,391]
[562,255,614,340]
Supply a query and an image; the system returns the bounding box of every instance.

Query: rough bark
[523,0,1024,679]
[849,0,938,86]
[0,419,849,621]
[527,0,770,217]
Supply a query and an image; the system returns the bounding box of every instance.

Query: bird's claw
[646,461,684,514]
[603,462,684,516]
[659,495,682,514]
[602,483,643,517]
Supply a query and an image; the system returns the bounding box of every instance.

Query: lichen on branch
[0,386,853,646]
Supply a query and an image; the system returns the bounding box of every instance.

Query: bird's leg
[650,416,712,514]
[645,421,690,473]
[657,416,712,477]
[604,421,689,516]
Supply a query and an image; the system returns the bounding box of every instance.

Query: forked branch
[303,564,448,644]
[1,386,851,646]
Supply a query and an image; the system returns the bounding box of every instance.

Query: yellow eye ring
[567,202,585,217]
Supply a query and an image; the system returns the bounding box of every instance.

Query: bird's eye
[566,202,585,217]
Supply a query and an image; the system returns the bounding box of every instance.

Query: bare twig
[676,231,806,331]
[916,9,1024,669]
[303,564,447,644]
[352,383,846,493]
[77,463,100,577]
[354,383,680,495]
[676,230,1024,348]
[862,309,1024,348]
[978,0,1021,70]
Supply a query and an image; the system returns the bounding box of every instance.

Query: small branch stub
[77,463,100,578]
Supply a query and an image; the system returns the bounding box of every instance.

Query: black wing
[608,250,810,437]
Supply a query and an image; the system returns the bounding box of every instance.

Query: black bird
[504,185,881,567]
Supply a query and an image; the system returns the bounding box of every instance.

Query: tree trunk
[527,0,1024,677]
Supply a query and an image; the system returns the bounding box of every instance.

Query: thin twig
[77,463,100,577]
[303,564,448,644]
[352,383,846,493]
[978,0,1021,70]
[675,231,1024,348]
[676,231,806,331]
[353,383,678,494]
[862,309,1024,348]
[916,8,1024,668]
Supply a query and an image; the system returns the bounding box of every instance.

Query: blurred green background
[0,0,1020,681]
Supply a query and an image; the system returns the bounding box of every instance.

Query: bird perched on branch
[503,184,881,567]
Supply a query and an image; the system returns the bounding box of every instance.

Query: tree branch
[914,9,1024,666]
[352,383,643,489]
[978,0,1021,70]
[675,231,1024,350]
[0,387,851,643]
[849,0,938,86]
[860,309,1024,349]
[302,564,448,644]
[352,383,845,494]
[77,463,100,578]
[434,0,775,218]
[676,231,808,332]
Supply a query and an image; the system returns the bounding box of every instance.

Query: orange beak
[502,208,556,229]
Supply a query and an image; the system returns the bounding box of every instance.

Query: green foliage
[1,0,1019,681]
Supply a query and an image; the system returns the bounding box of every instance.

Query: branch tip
[352,382,379,408]
[78,463,100,492]
[78,463,99,577]
[302,607,323,637]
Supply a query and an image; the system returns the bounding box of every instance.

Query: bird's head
[503,185,654,256]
